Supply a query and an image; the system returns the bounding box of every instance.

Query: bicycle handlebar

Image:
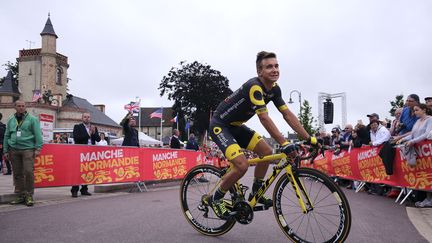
[284,141,326,164]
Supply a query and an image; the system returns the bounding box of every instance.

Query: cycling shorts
[209,119,263,161]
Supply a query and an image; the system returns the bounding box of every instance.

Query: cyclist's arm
[280,108,310,140]
[257,111,287,145]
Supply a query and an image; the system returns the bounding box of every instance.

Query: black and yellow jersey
[213,77,287,126]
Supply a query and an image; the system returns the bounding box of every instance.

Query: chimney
[94,104,105,113]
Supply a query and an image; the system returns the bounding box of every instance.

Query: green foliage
[298,100,317,136]
[159,61,233,141]
[0,60,19,85]
[389,94,404,117]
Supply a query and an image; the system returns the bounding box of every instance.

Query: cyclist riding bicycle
[206,51,318,219]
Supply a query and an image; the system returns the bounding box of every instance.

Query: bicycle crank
[232,201,253,224]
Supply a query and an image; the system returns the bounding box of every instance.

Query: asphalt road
[0,183,428,243]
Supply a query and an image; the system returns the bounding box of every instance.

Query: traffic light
[323,99,334,124]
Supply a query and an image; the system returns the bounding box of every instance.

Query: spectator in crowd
[389,108,403,136]
[53,133,66,143]
[397,94,420,136]
[186,133,199,151]
[0,112,12,175]
[62,133,72,144]
[369,120,391,146]
[398,104,432,146]
[425,97,432,110]
[350,129,363,148]
[340,124,353,150]
[71,112,101,197]
[355,121,371,146]
[3,100,43,206]
[1,113,12,175]
[366,113,380,134]
[397,103,432,208]
[170,129,181,149]
[97,133,108,146]
[330,127,342,148]
[120,112,139,147]
[317,131,331,146]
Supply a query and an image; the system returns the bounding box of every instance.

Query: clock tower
[18,15,69,106]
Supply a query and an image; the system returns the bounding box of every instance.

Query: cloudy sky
[1,0,431,137]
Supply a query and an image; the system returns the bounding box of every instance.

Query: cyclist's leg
[233,126,273,206]
[208,121,248,218]
[250,139,274,206]
[252,139,273,178]
[209,122,249,194]
[219,154,249,191]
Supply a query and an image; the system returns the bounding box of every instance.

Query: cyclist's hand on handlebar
[281,143,298,158]
[305,136,319,146]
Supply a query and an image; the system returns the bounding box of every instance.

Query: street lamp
[288,90,302,114]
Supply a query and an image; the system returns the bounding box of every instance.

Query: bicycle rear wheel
[180,164,236,236]
[273,168,351,243]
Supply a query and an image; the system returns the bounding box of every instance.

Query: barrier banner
[34,144,204,188]
[305,141,432,191]
[140,148,204,181]
[32,141,432,191]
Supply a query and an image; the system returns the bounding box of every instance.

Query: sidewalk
[0,172,181,204]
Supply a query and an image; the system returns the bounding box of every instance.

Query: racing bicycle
[180,144,351,242]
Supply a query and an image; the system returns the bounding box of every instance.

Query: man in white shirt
[369,120,391,146]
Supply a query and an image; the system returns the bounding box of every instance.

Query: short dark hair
[0,112,2,120]
[256,51,276,70]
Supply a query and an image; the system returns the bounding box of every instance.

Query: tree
[298,100,317,136]
[0,61,19,86]
[389,94,404,117]
[159,61,233,142]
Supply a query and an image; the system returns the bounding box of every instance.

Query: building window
[56,67,62,85]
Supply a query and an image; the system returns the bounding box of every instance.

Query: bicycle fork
[285,166,314,214]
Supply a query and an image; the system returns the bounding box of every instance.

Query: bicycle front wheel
[273,168,351,243]
[180,164,236,236]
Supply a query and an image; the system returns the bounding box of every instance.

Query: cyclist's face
[258,58,279,83]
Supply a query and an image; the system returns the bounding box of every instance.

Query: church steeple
[40,14,58,38]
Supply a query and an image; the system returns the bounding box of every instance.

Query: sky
[1,0,431,137]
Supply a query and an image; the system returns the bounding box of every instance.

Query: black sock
[213,187,227,201]
[252,178,264,195]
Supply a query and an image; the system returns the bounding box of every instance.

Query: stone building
[0,16,121,140]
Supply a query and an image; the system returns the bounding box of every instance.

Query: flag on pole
[185,121,190,130]
[124,101,140,113]
[150,108,163,119]
[32,90,42,102]
[170,115,178,123]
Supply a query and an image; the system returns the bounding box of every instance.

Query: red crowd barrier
[301,140,432,191]
[34,144,205,187]
[33,141,432,192]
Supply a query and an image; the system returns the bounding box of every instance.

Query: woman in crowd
[398,103,432,207]
[97,133,108,146]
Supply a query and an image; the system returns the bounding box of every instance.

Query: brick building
[0,16,121,140]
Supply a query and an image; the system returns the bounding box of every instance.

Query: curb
[0,194,16,204]
[0,180,183,203]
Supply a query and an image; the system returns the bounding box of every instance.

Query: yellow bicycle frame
[220,152,314,213]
